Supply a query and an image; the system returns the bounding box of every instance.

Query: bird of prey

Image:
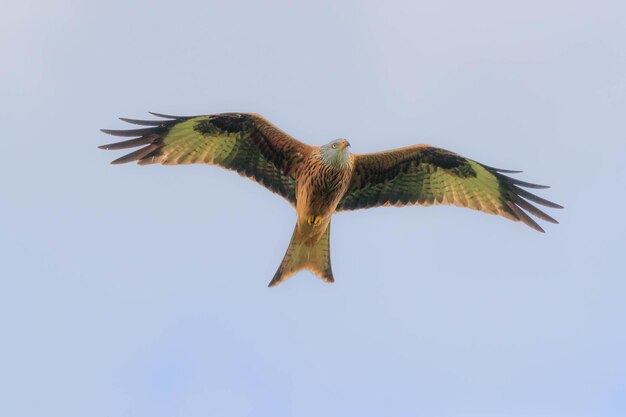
[100,112,562,287]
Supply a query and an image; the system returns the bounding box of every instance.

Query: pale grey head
[320,138,352,168]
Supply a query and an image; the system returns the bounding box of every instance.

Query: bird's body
[101,112,562,286]
[272,141,355,285]
[296,143,353,233]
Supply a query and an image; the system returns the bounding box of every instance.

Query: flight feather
[337,145,562,232]
[100,113,311,204]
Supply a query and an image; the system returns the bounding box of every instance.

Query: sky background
[1,1,626,416]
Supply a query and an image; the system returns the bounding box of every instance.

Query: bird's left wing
[100,113,312,204]
[337,145,562,232]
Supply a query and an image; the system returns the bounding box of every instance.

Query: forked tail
[268,222,334,287]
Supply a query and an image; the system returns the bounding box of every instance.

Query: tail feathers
[268,223,334,287]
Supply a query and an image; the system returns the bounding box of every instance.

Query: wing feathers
[479,164,523,174]
[100,113,310,204]
[496,173,550,189]
[505,200,545,233]
[338,146,561,232]
[512,195,559,224]
[148,111,187,120]
[110,144,160,165]
[118,117,169,126]
[101,116,561,232]
[99,135,158,150]
[100,127,167,137]
[511,185,564,209]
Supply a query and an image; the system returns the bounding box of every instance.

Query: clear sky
[1,1,625,416]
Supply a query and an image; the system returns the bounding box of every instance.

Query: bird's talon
[307,215,323,226]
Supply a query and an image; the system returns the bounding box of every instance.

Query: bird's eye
[331,144,337,149]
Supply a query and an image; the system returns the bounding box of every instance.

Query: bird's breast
[296,158,353,218]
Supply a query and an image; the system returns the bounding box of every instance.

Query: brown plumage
[100,112,562,286]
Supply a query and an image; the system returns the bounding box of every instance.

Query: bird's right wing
[100,113,312,205]
[337,145,562,232]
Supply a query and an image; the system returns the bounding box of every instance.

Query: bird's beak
[340,139,351,150]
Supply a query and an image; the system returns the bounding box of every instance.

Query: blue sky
[1,1,625,416]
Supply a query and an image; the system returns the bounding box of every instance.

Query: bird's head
[320,138,352,168]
